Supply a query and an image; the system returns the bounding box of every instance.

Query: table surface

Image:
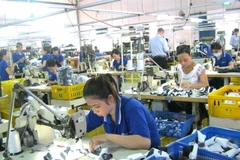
[123,91,208,103]
[0,138,147,160]
[87,70,240,78]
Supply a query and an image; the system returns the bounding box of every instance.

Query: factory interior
[1,0,240,159]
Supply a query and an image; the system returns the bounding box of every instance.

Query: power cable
[67,0,121,29]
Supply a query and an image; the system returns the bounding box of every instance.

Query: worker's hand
[118,65,124,69]
[89,134,108,152]
[180,82,191,88]
[214,65,219,70]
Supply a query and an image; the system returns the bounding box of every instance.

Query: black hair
[43,45,51,53]
[52,46,59,51]
[46,59,61,67]
[176,45,190,55]
[158,28,164,33]
[211,42,222,50]
[16,42,23,48]
[0,49,7,61]
[111,49,120,56]
[83,74,119,103]
[234,28,239,33]
[165,38,169,42]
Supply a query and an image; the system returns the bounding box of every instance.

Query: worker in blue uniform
[52,46,64,66]
[46,59,61,85]
[12,42,27,78]
[111,49,128,71]
[0,49,17,81]
[209,42,235,89]
[38,46,53,75]
[83,74,160,152]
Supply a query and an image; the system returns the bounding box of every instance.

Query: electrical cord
[67,0,121,30]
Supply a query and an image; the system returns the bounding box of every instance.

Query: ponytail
[83,74,119,102]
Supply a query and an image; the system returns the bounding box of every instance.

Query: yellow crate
[0,95,10,111]
[231,77,240,86]
[1,108,19,127]
[1,78,25,102]
[125,71,140,79]
[51,83,85,100]
[208,85,240,119]
[85,125,105,138]
[161,136,178,146]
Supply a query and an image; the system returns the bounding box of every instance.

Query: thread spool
[8,129,22,155]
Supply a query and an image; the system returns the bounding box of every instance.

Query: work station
[1,0,240,159]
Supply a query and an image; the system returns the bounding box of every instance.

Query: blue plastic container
[167,142,227,160]
[176,126,240,160]
[151,111,194,138]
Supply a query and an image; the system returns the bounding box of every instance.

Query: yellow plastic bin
[208,85,240,119]
[0,95,10,111]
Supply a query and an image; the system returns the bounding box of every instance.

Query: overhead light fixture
[189,18,203,22]
[157,15,175,20]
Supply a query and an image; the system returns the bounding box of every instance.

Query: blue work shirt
[86,96,160,148]
[49,72,57,81]
[213,52,234,67]
[12,52,26,68]
[0,60,9,81]
[42,53,53,74]
[53,54,64,64]
[113,58,128,71]
[149,35,169,57]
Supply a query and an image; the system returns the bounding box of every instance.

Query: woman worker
[209,42,234,89]
[46,59,61,85]
[84,74,160,152]
[168,45,209,128]
[111,49,128,71]
[230,28,239,51]
[0,49,18,81]
[38,46,53,74]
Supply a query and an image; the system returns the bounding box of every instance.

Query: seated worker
[52,46,64,66]
[168,45,209,128]
[46,59,61,85]
[209,42,234,89]
[0,49,17,81]
[38,46,53,75]
[12,42,27,78]
[84,74,160,152]
[94,46,104,56]
[111,49,128,71]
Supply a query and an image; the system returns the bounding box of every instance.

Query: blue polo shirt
[213,52,234,67]
[49,72,57,81]
[0,60,9,81]
[113,58,128,71]
[86,96,160,148]
[42,53,53,74]
[53,54,64,63]
[12,52,26,68]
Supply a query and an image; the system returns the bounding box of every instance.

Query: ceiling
[0,0,239,48]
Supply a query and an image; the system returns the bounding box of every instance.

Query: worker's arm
[38,60,47,69]
[5,63,16,75]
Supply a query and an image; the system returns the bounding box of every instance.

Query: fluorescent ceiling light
[157,15,175,20]
[83,8,144,15]
[189,18,203,22]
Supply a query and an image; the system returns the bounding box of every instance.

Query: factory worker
[168,45,209,127]
[211,42,234,70]
[46,59,61,85]
[0,49,17,81]
[230,28,239,51]
[12,42,27,78]
[111,49,128,71]
[84,74,160,152]
[52,46,64,66]
[209,42,234,89]
[38,45,53,74]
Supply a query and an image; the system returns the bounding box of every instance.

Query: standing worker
[0,49,17,81]
[52,46,64,66]
[149,28,169,69]
[12,42,27,78]
[230,28,239,51]
[38,46,53,74]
